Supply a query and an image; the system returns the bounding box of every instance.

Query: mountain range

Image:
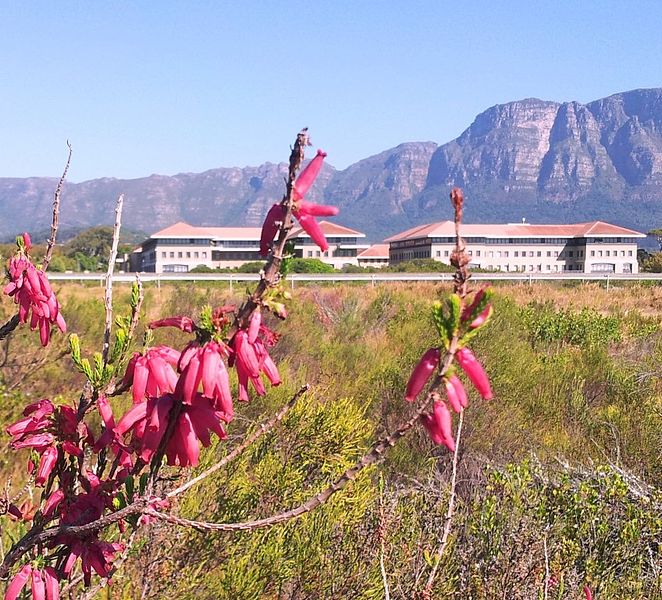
[2,88,661,243]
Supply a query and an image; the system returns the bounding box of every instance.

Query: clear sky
[2,0,661,182]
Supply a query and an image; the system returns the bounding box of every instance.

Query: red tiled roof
[151,221,262,239]
[385,220,645,242]
[289,220,366,239]
[358,244,390,258]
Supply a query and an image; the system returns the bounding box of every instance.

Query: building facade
[135,220,370,272]
[289,221,370,269]
[386,221,644,274]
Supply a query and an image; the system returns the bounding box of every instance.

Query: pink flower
[405,348,441,402]
[42,489,65,518]
[260,204,286,257]
[448,375,468,409]
[30,567,45,600]
[583,586,593,600]
[115,392,227,467]
[291,150,339,252]
[230,324,281,401]
[420,400,455,451]
[148,316,196,333]
[4,255,66,347]
[443,378,463,413]
[455,347,493,400]
[123,347,180,404]
[62,539,124,587]
[35,446,58,486]
[43,567,59,600]
[5,563,32,600]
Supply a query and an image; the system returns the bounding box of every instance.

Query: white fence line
[46,272,662,289]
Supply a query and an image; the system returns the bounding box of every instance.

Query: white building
[386,221,644,274]
[135,220,370,272]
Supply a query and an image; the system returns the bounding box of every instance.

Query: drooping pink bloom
[455,347,493,400]
[260,204,286,257]
[148,315,195,333]
[62,539,124,587]
[30,568,45,600]
[115,391,227,467]
[230,324,281,401]
[583,586,593,600]
[420,400,455,451]
[443,378,463,413]
[405,348,441,402]
[35,446,58,486]
[123,346,180,404]
[4,253,66,347]
[43,567,60,600]
[5,563,33,600]
[42,489,65,518]
[448,374,468,408]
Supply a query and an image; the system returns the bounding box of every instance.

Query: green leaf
[432,301,451,349]
[448,293,462,335]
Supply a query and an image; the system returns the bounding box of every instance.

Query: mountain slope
[1,88,661,242]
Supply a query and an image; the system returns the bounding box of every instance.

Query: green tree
[64,227,116,270]
[641,251,662,272]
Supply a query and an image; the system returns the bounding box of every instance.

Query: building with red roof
[385,221,645,274]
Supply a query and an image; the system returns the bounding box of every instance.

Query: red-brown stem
[42,141,72,272]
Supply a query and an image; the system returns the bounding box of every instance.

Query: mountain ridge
[1,88,661,242]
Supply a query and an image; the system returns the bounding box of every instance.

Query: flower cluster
[260,149,339,256]
[3,234,66,346]
[5,563,59,600]
[406,288,494,451]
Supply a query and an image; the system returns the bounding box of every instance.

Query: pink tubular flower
[5,563,32,600]
[230,324,281,401]
[443,378,463,413]
[469,305,493,329]
[115,391,227,467]
[123,346,180,404]
[42,489,65,518]
[405,348,441,402]
[583,586,593,600]
[35,446,58,486]
[31,568,45,600]
[148,315,195,333]
[3,253,66,347]
[448,374,468,408]
[43,567,59,600]
[291,150,339,252]
[455,347,493,400]
[420,400,455,451]
[260,204,286,257]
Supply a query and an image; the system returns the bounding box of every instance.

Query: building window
[436,250,441,257]
[504,251,509,257]
[537,251,541,257]
[161,252,166,258]
[628,250,633,256]
[177,252,183,258]
[591,250,595,257]
[194,252,199,258]
[569,251,574,257]
[169,252,174,258]
[623,263,632,273]
[202,252,207,258]
[554,251,559,257]
[546,251,551,257]
[546,265,551,271]
[514,251,519,257]
[605,250,610,257]
[186,252,191,258]
[444,250,449,257]
[528,251,534,257]
[476,250,481,257]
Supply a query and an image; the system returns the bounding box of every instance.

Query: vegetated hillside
[2,88,662,242]
[0,281,660,598]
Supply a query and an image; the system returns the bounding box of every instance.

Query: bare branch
[166,384,309,498]
[42,141,72,272]
[102,194,124,364]
[0,315,20,342]
[422,410,464,598]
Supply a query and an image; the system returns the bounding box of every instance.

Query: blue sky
[2,0,661,182]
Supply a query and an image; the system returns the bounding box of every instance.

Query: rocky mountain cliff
[1,88,661,242]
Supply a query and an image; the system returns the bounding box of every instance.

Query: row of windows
[427,249,633,259]
[295,236,360,245]
[396,236,637,248]
[161,251,208,259]
[587,237,638,244]
[213,240,259,248]
[211,251,261,261]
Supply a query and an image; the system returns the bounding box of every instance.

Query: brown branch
[421,410,464,598]
[234,128,309,328]
[0,314,20,342]
[42,141,72,272]
[102,194,124,364]
[166,384,309,498]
